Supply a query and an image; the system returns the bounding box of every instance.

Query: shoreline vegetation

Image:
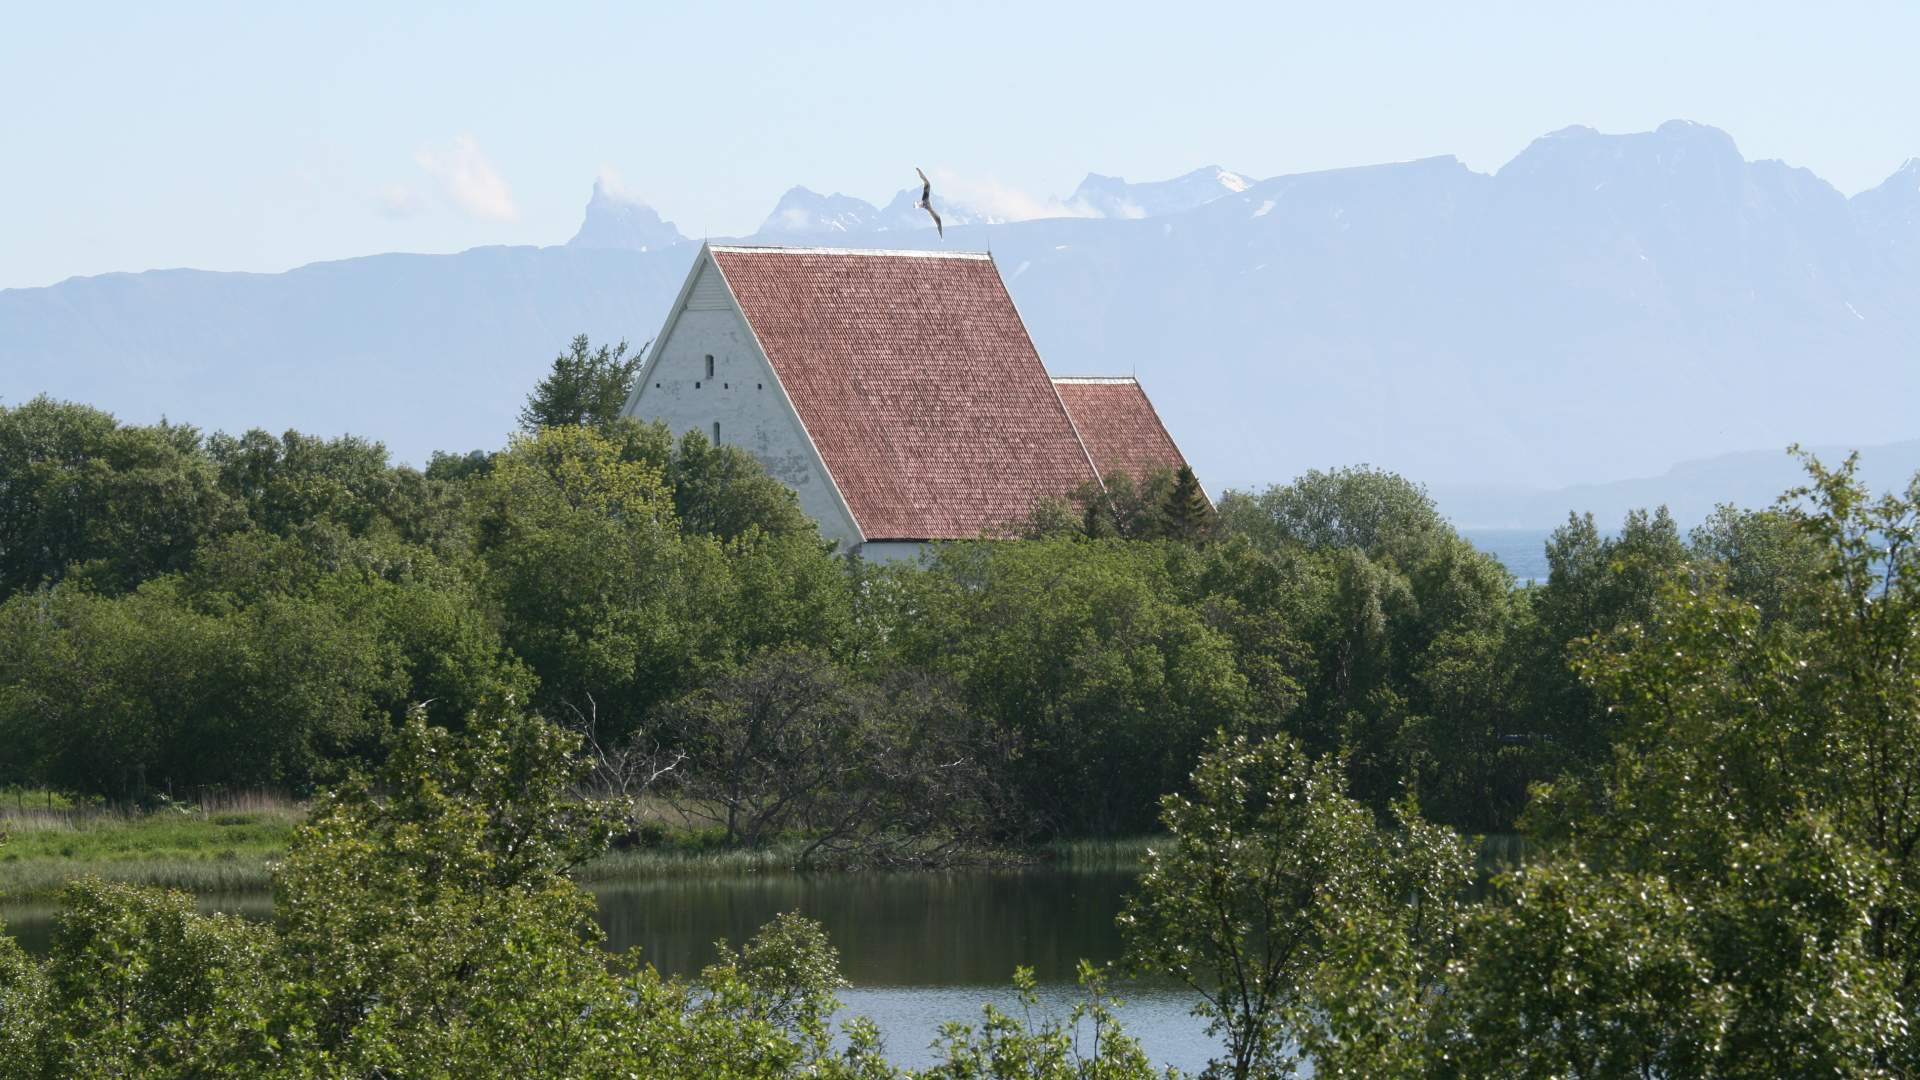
[0,794,1532,905]
[0,795,1170,903]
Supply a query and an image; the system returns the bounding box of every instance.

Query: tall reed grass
[0,792,303,901]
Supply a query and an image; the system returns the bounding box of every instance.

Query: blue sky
[3,1,1916,289]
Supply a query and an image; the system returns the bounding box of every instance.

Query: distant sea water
[1461,528,1554,585]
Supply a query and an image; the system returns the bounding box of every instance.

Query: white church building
[621,244,1194,560]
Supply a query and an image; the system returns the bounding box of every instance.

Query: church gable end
[624,250,863,548]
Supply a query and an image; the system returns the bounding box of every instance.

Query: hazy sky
[3,1,1917,289]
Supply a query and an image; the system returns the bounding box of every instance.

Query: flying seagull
[915,167,943,237]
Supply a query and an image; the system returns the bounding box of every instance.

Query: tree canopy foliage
[6,340,1920,1074]
[4,386,1892,854]
[517,333,645,432]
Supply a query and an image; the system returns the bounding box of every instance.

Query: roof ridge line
[1051,375,1141,384]
[707,244,990,259]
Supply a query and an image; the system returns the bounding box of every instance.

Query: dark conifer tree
[1161,465,1213,542]
[518,335,646,432]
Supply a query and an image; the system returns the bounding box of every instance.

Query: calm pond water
[3,869,1219,1073]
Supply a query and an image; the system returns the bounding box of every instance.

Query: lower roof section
[1053,376,1192,487]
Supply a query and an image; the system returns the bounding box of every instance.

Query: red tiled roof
[1053,377,1192,486]
[710,246,1102,541]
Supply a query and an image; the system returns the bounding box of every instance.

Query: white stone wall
[853,541,929,565]
[624,262,864,550]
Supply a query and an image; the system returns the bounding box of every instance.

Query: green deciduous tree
[477,424,850,744]
[1119,734,1471,1080]
[1449,454,1920,1076]
[38,879,276,1075]
[1687,503,1826,626]
[0,397,236,596]
[262,706,635,1073]
[1217,468,1528,830]
[664,427,817,541]
[1437,820,1900,1079]
[662,650,1011,864]
[0,903,50,1080]
[0,578,395,797]
[475,423,690,727]
[1216,467,1444,559]
[0,520,536,798]
[923,964,1165,1080]
[883,538,1251,835]
[1515,506,1688,773]
[207,428,401,536]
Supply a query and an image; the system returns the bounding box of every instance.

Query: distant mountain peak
[566,178,685,251]
[1067,165,1253,219]
[1499,118,1744,184]
[1208,166,1253,193]
[757,187,884,235]
[1655,117,1735,142]
[1852,157,1920,240]
[875,185,1011,231]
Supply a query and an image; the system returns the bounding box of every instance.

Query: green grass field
[17,785,1514,911]
[0,795,301,901]
[1,813,1162,902]
[1,793,1515,904]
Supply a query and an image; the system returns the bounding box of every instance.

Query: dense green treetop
[1217,466,1445,559]
[518,334,645,433]
[0,397,235,595]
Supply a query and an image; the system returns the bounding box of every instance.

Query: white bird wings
[914,167,942,237]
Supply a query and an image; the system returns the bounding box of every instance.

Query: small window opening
[705,355,715,379]
[695,381,701,389]
[712,421,721,445]
[757,383,764,390]
[723,382,729,389]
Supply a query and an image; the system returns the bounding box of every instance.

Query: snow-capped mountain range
[6,120,1920,523]
[1066,166,1252,219]
[743,165,1256,237]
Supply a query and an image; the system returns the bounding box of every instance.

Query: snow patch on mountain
[1067,166,1253,219]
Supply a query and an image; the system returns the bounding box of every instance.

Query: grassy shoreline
[1,795,298,902]
[1,801,1165,903]
[2,795,1519,906]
